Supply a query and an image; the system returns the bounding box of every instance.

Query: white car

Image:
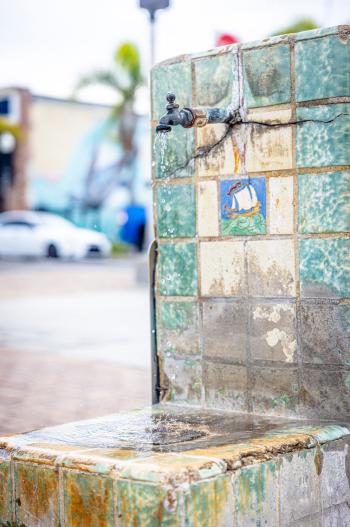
[0,211,111,259]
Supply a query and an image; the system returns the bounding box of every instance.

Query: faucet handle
[166,92,179,110]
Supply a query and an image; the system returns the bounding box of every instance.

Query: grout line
[191,56,205,408]
[237,43,253,414]
[10,458,15,525]
[152,164,350,187]
[59,467,65,527]
[156,232,350,244]
[290,35,304,414]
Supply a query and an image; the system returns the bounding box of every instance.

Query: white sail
[233,184,258,211]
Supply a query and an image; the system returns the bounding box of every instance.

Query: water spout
[156,91,241,133]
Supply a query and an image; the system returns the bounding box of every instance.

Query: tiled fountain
[1,25,350,526]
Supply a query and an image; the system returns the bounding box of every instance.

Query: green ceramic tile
[157,301,199,357]
[242,34,290,50]
[194,51,239,109]
[14,462,59,527]
[296,35,350,101]
[157,242,197,296]
[161,357,202,405]
[296,103,350,168]
[243,44,291,107]
[158,300,197,331]
[154,126,195,180]
[232,459,279,525]
[117,480,181,527]
[152,61,192,120]
[184,475,234,527]
[299,238,350,297]
[298,171,350,233]
[63,471,114,527]
[295,26,343,41]
[156,183,196,238]
[151,55,194,180]
[0,457,12,524]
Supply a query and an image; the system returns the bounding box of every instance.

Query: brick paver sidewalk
[0,348,151,435]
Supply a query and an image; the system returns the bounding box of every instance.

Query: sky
[0,0,348,108]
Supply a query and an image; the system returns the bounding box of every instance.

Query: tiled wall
[151,26,350,419]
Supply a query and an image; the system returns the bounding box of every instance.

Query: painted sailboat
[224,181,260,218]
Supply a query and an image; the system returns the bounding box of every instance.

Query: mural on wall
[30,110,151,242]
[220,177,266,235]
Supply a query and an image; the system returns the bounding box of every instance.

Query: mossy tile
[300,303,350,365]
[160,357,202,405]
[204,361,248,412]
[298,171,350,233]
[152,61,192,120]
[63,471,114,527]
[154,126,195,180]
[157,243,197,296]
[157,301,199,356]
[220,178,266,236]
[14,462,59,527]
[296,103,350,168]
[156,183,196,238]
[296,35,350,102]
[185,475,235,527]
[194,51,239,109]
[299,238,350,297]
[117,480,182,527]
[243,44,291,107]
[251,367,300,417]
[300,368,350,420]
[0,456,12,524]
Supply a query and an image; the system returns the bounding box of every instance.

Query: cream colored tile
[269,176,294,234]
[198,181,219,237]
[245,108,293,172]
[200,241,246,296]
[247,239,296,297]
[196,124,241,177]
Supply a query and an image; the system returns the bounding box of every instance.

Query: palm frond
[75,70,122,94]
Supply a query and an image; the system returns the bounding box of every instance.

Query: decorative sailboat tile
[220,178,266,236]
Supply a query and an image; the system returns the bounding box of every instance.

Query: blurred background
[0,0,347,435]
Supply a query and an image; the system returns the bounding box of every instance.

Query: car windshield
[39,215,74,229]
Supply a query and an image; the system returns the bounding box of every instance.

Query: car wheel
[47,244,59,258]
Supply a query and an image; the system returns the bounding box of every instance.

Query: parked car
[0,211,111,259]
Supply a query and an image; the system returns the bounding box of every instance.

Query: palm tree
[74,42,144,207]
[0,117,21,139]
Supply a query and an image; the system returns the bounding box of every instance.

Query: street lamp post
[139,0,170,66]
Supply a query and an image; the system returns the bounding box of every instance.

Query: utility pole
[139,0,170,66]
